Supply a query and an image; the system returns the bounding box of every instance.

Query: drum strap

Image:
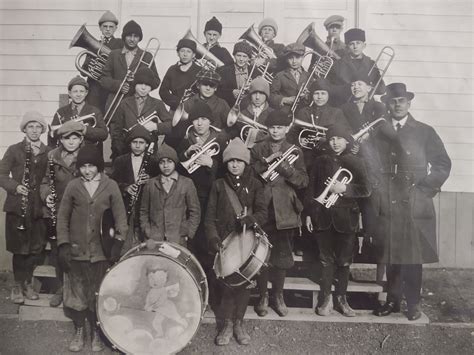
[224,181,247,216]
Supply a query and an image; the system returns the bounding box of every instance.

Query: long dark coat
[216,63,258,107]
[373,114,451,264]
[0,140,50,254]
[159,62,201,111]
[269,68,310,113]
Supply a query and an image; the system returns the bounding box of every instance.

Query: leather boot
[22,282,39,301]
[91,327,105,352]
[334,295,356,317]
[215,319,233,346]
[49,286,63,307]
[316,294,331,316]
[407,303,422,321]
[68,326,85,352]
[373,301,400,317]
[233,319,250,345]
[272,292,288,317]
[254,292,269,317]
[10,283,24,304]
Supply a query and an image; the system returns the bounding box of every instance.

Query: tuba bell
[240,25,277,61]
[70,24,111,81]
[296,22,341,60]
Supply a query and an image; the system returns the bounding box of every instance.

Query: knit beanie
[133,67,158,90]
[258,18,278,35]
[126,125,152,144]
[68,75,89,91]
[157,143,178,164]
[223,138,250,164]
[233,41,253,57]
[188,101,214,124]
[248,77,270,98]
[196,68,221,85]
[56,120,85,137]
[76,145,104,171]
[309,78,332,95]
[204,16,223,34]
[177,38,196,52]
[98,11,118,25]
[344,28,365,43]
[326,124,353,144]
[122,20,143,41]
[20,111,47,133]
[266,110,292,127]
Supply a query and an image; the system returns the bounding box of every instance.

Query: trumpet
[293,118,328,150]
[314,167,353,208]
[181,138,220,174]
[352,117,386,143]
[368,46,395,100]
[104,37,161,126]
[260,145,299,182]
[123,111,160,133]
[70,24,111,81]
[48,113,96,138]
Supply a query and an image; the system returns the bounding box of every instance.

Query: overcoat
[216,63,258,107]
[373,114,451,264]
[269,68,310,113]
[159,62,201,111]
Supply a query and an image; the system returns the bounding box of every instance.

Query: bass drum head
[97,252,204,355]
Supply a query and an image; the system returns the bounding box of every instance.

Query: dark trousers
[386,264,422,306]
[316,227,355,296]
[255,267,286,297]
[12,254,44,284]
[219,284,251,320]
[49,240,64,291]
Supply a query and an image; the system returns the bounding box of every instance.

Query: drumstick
[240,206,247,263]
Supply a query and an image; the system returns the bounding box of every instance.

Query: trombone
[104,37,161,127]
[368,46,395,100]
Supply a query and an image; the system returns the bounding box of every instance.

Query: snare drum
[213,224,271,288]
[97,241,208,355]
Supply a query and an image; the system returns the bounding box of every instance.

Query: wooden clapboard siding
[360,0,474,194]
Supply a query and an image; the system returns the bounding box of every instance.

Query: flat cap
[324,15,344,29]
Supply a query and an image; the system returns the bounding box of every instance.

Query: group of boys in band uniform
[0,9,452,352]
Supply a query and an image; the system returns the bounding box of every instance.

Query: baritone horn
[70,24,111,81]
[260,145,299,182]
[314,167,353,208]
[293,118,328,150]
[181,138,220,174]
[368,46,395,100]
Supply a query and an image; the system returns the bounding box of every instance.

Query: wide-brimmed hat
[381,83,415,103]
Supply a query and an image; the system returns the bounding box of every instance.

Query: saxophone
[47,156,58,239]
[17,142,32,231]
[127,142,155,218]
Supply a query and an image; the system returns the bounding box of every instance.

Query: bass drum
[97,241,208,355]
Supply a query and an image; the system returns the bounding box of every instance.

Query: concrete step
[275,277,384,293]
[33,265,56,278]
[203,306,429,325]
[24,293,63,308]
[19,304,69,322]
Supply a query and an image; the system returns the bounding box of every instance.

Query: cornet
[293,118,328,150]
[48,113,96,137]
[314,167,353,208]
[351,117,386,143]
[181,138,220,174]
[123,111,160,133]
[260,145,299,182]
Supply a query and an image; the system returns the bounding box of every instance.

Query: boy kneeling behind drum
[205,138,268,346]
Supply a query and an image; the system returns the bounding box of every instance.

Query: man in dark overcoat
[372,83,451,321]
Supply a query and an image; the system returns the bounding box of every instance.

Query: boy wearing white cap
[0,111,51,304]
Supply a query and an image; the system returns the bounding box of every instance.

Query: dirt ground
[0,269,473,354]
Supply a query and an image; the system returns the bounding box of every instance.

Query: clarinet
[17,142,32,231]
[127,142,155,218]
[47,156,58,239]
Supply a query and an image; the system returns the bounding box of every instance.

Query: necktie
[396,123,402,132]
[71,105,79,118]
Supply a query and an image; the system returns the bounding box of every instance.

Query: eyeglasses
[200,80,217,88]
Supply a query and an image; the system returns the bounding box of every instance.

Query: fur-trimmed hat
[326,124,353,144]
[283,42,305,57]
[350,72,372,85]
[122,20,143,41]
[381,83,415,103]
[68,76,89,91]
[324,15,344,29]
[223,138,250,164]
[126,125,152,144]
[233,41,253,57]
[309,78,332,95]
[157,143,178,164]
[76,145,104,171]
[57,120,85,137]
[98,11,118,25]
[177,38,196,52]
[20,111,47,133]
[188,101,214,123]
[196,68,221,85]
[133,67,158,90]
[266,110,292,127]
[258,18,278,35]
[204,16,223,34]
[344,28,365,43]
[248,77,270,98]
